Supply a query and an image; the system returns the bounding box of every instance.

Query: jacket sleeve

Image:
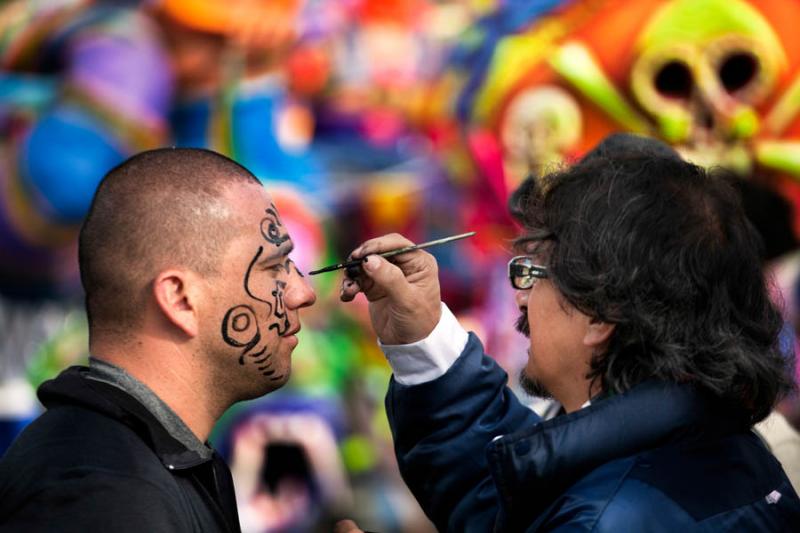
[385,332,541,532]
[1,470,191,532]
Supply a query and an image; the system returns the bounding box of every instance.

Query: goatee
[516,309,548,397]
[519,368,552,399]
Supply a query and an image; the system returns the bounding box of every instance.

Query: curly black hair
[509,134,795,424]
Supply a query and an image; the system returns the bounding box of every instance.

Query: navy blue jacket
[386,333,800,531]
[0,367,241,532]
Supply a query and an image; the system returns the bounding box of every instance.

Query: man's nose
[285,271,317,310]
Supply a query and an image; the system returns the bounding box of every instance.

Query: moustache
[515,310,530,337]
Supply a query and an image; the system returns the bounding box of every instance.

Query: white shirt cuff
[379,302,469,385]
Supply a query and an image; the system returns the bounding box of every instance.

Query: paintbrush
[308,231,476,276]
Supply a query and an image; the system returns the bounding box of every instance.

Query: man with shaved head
[0,148,316,531]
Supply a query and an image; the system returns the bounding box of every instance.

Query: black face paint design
[222,203,298,382]
[244,246,271,305]
[261,204,290,247]
[268,280,290,336]
[222,246,279,377]
[221,305,271,366]
[292,261,304,278]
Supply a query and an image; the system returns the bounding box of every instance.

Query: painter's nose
[515,287,529,309]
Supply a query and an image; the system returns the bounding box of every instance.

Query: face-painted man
[0,148,315,532]
[211,189,315,399]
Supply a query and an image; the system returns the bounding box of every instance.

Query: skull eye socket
[654,61,693,99]
[719,52,758,94]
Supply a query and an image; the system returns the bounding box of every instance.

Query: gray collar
[87,357,212,460]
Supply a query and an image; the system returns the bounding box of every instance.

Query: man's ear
[152,269,200,338]
[583,318,615,349]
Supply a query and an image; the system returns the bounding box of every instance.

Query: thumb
[333,519,363,533]
[361,255,409,298]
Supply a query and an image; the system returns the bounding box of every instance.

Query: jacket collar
[87,357,212,461]
[38,366,213,470]
[486,380,746,529]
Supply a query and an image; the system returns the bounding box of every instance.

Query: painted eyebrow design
[259,241,295,265]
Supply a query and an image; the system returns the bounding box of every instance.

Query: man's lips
[283,324,301,337]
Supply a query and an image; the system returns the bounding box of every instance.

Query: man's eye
[264,258,292,273]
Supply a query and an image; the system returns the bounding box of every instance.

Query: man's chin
[246,366,290,400]
[518,368,553,399]
[283,334,299,350]
[270,367,291,388]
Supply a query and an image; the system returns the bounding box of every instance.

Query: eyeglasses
[508,256,548,290]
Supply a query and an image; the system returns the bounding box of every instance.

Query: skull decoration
[437,0,800,196]
[500,86,583,183]
[629,0,787,172]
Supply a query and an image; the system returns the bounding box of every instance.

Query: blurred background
[2,0,800,530]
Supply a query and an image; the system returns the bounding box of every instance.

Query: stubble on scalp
[79,148,261,337]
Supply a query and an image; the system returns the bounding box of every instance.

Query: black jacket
[387,333,800,531]
[0,367,241,532]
